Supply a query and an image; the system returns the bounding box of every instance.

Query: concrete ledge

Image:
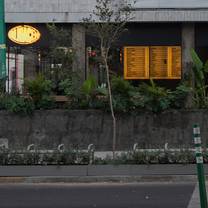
[0,164,203,183]
[0,175,199,184]
[0,164,202,177]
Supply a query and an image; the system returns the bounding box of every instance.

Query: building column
[182,23,195,78]
[72,24,86,83]
[182,23,195,107]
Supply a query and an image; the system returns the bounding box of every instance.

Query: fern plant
[139,79,172,113]
[24,74,54,109]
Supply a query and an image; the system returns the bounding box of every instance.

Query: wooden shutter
[167,46,182,79]
[149,46,168,79]
[124,46,149,79]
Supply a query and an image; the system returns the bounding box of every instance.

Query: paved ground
[0,183,195,208]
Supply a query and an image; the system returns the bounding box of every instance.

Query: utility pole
[0,0,6,79]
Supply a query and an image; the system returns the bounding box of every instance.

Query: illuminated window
[124,46,181,79]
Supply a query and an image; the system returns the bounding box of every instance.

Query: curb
[0,175,199,184]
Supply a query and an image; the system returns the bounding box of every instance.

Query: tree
[84,0,134,157]
[45,24,74,93]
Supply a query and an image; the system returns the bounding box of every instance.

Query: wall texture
[5,0,208,23]
[0,110,207,150]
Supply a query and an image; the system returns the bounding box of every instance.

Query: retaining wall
[0,110,207,150]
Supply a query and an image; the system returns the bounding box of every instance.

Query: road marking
[187,184,200,208]
[187,183,208,208]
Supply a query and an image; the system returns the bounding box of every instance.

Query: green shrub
[59,74,105,109]
[111,76,133,96]
[24,74,54,109]
[0,96,6,110]
[35,95,56,110]
[191,49,208,108]
[59,73,81,97]
[3,96,34,115]
[111,77,144,112]
[0,78,6,95]
[81,75,97,98]
[171,83,191,109]
[139,80,172,113]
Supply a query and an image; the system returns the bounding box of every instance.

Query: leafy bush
[111,77,144,112]
[171,83,191,109]
[191,49,208,108]
[60,75,109,109]
[0,77,6,95]
[35,95,56,110]
[0,96,6,110]
[59,73,81,97]
[3,96,34,115]
[24,74,54,109]
[138,80,172,113]
[82,75,97,97]
[94,150,196,165]
[111,76,133,95]
[0,149,90,165]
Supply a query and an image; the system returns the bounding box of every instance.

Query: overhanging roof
[5,0,208,23]
[134,0,208,9]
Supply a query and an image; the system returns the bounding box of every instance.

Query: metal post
[0,0,6,78]
[193,124,208,208]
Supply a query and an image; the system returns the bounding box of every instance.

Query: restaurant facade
[4,0,208,91]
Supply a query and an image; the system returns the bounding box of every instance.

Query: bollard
[193,124,208,208]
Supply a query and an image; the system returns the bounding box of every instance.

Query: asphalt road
[0,183,195,208]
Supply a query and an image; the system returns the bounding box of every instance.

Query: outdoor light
[8,25,41,45]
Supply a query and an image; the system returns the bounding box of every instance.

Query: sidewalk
[0,164,203,183]
[0,164,205,183]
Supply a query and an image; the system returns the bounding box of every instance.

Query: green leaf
[190,49,204,84]
[82,75,97,96]
[204,60,208,73]
[191,49,203,71]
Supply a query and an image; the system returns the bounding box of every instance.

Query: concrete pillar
[182,23,195,78]
[182,23,195,107]
[72,24,86,83]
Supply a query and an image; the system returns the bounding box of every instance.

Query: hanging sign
[8,25,41,45]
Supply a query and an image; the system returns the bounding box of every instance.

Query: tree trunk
[102,54,117,159]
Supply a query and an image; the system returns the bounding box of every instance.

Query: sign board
[124,46,181,79]
[8,25,41,45]
[168,46,182,79]
[124,46,149,79]
[150,46,168,78]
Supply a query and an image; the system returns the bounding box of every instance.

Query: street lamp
[0,0,6,79]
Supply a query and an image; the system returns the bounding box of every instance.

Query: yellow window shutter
[124,46,149,79]
[167,46,182,79]
[149,46,168,79]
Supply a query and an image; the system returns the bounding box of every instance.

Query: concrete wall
[5,0,208,23]
[0,110,207,150]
